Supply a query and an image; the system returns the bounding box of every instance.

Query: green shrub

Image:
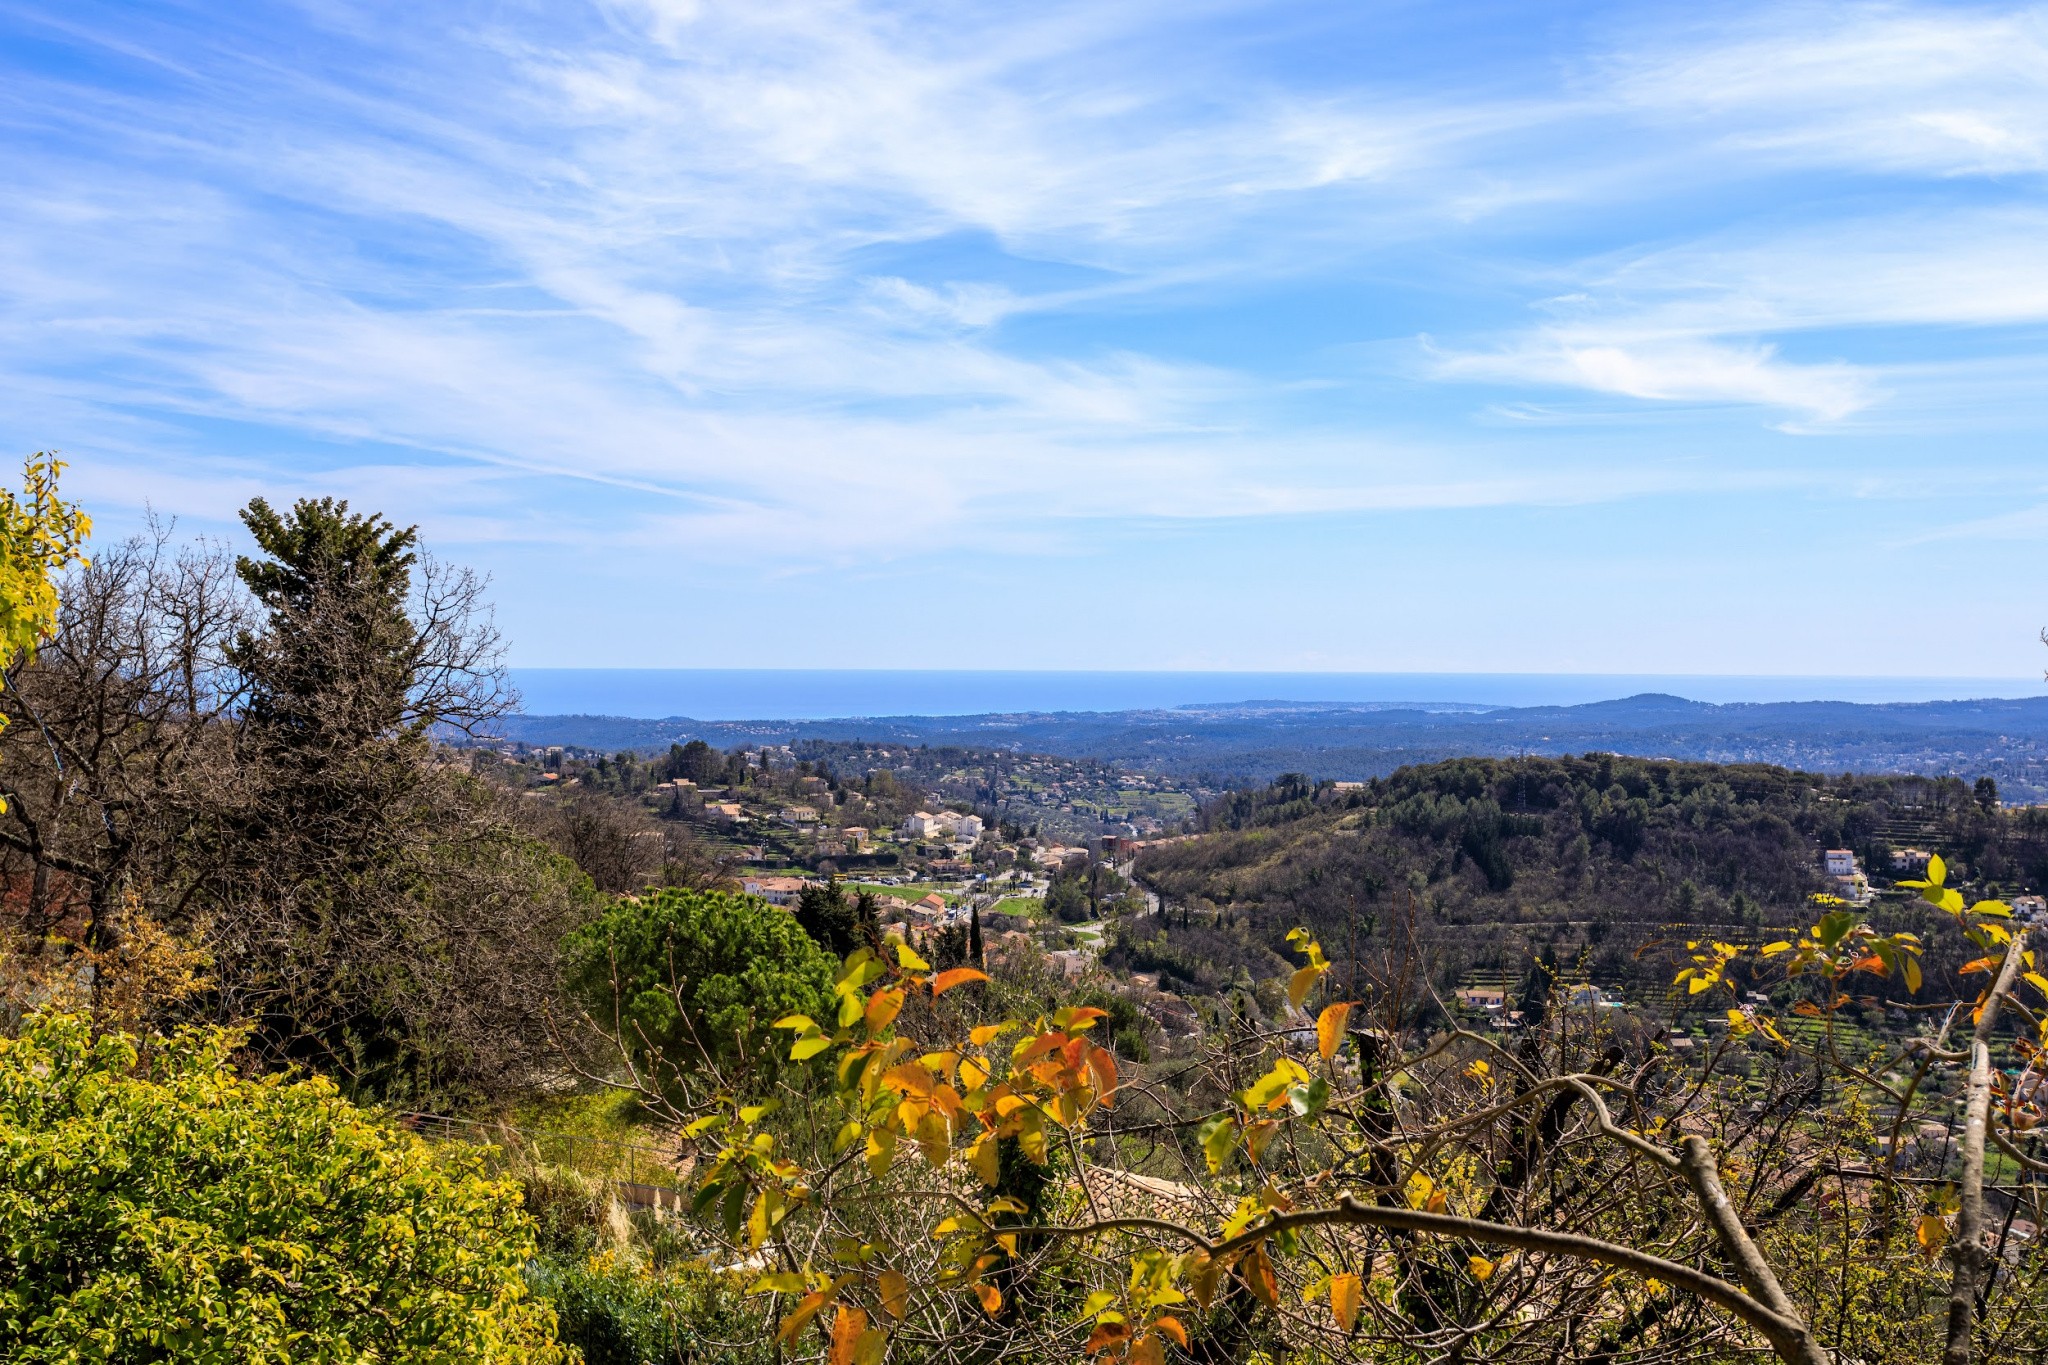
[527,1252,773,1365]
[563,887,835,1089]
[0,1012,564,1363]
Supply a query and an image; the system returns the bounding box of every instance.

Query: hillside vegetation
[1128,755,2044,1002]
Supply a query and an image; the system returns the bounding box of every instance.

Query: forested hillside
[1126,755,2047,1003]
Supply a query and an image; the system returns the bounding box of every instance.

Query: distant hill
[477,692,2048,798]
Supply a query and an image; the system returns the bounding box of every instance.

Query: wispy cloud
[2,0,2048,672]
[1603,3,2048,177]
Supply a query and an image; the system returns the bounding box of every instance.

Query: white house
[742,875,812,907]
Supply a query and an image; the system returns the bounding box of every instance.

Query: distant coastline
[505,668,2043,722]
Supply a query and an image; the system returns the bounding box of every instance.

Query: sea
[503,670,2046,721]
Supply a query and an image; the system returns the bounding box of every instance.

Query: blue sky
[3,0,2047,678]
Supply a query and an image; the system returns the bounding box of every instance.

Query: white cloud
[1433,336,1876,425]
[1604,3,2048,177]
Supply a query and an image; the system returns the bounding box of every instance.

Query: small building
[1455,987,1507,1012]
[1822,849,1870,903]
[902,811,940,839]
[1891,848,1932,874]
[778,805,821,828]
[742,875,813,907]
[841,826,871,850]
[951,814,984,842]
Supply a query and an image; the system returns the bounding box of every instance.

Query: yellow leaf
[1288,963,1325,1009]
[1316,1002,1355,1061]
[1917,1213,1948,1257]
[1242,1058,1309,1111]
[1468,1255,1495,1281]
[1687,975,1715,995]
[878,1269,909,1321]
[1200,1116,1238,1174]
[969,1023,1007,1046]
[1330,1271,1361,1332]
[969,1132,1000,1186]
[865,1127,896,1178]
[1404,1172,1435,1210]
[932,967,990,997]
[1760,941,1792,956]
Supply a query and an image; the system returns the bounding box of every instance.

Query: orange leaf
[1425,1188,1448,1214]
[1085,1045,1119,1106]
[1084,1321,1131,1354]
[1330,1271,1361,1333]
[933,967,990,997]
[878,1269,909,1321]
[1129,1334,1165,1365]
[865,988,905,1034]
[973,1283,1002,1317]
[828,1305,868,1365]
[1960,956,1999,976]
[778,1289,834,1345]
[1187,1248,1223,1308]
[1153,1315,1189,1348]
[1316,1002,1355,1061]
[1241,1243,1279,1308]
